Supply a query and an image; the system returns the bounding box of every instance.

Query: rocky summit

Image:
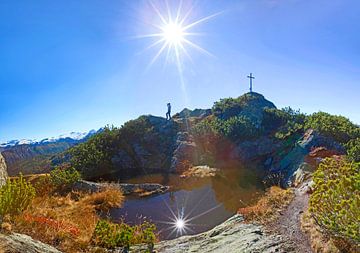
[63,92,346,187]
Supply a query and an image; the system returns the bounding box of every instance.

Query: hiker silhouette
[166,103,171,120]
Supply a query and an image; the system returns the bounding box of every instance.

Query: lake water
[109,165,265,240]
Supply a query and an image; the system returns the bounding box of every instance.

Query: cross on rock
[247,73,255,93]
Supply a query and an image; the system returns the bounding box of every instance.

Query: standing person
[166,103,171,120]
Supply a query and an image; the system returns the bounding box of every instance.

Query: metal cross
[247,73,255,93]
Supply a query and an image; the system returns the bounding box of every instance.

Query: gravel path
[270,184,313,253]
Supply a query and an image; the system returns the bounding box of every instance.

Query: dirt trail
[270,183,313,253]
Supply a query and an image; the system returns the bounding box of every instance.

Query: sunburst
[137,0,221,70]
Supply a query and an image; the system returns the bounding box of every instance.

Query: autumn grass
[81,186,124,212]
[9,185,124,252]
[301,210,341,253]
[238,186,294,224]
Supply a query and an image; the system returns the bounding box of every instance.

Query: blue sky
[0,0,359,142]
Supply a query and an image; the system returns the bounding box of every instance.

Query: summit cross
[247,73,255,93]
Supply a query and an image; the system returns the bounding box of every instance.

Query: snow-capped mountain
[0,129,98,148]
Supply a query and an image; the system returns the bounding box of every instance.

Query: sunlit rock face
[0,233,61,253]
[0,153,8,186]
[153,215,288,253]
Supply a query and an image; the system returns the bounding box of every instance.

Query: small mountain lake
[109,164,265,240]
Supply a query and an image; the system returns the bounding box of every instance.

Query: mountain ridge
[0,129,101,176]
[0,129,98,148]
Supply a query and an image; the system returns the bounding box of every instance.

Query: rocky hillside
[66,92,359,185]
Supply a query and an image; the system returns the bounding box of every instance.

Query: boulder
[0,153,8,187]
[0,233,61,253]
[73,180,169,196]
[170,132,198,172]
[154,215,290,253]
[180,165,219,178]
[292,163,314,187]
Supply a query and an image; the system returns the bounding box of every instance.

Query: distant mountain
[0,130,98,148]
[0,129,100,176]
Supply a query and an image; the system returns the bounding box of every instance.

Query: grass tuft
[238,186,294,224]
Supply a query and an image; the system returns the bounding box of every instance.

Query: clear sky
[1,0,359,143]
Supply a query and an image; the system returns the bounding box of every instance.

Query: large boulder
[154,215,289,253]
[0,153,8,186]
[231,136,283,162]
[170,132,198,172]
[73,180,169,196]
[0,233,61,253]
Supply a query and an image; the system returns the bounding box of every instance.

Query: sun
[136,1,221,69]
[162,22,184,45]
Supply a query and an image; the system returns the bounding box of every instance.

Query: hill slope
[66,92,359,184]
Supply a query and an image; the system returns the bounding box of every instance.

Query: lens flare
[175,218,185,229]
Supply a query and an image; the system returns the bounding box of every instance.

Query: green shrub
[212,93,274,120]
[192,115,260,142]
[69,126,118,177]
[0,175,36,217]
[50,166,81,188]
[93,219,156,251]
[309,158,360,245]
[346,138,360,163]
[305,112,360,144]
[263,107,305,139]
[219,116,260,140]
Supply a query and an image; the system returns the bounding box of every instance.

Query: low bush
[50,166,81,189]
[33,175,55,196]
[93,219,156,251]
[0,175,36,217]
[309,157,360,250]
[346,138,360,163]
[192,115,260,142]
[262,107,305,139]
[305,112,360,144]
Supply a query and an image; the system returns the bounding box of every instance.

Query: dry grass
[301,210,340,253]
[238,186,294,224]
[81,186,124,212]
[9,186,124,253]
[301,210,360,253]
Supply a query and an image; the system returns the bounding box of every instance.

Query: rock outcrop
[0,153,8,186]
[154,215,290,253]
[73,180,169,196]
[0,233,61,253]
[264,129,346,185]
[88,115,179,180]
